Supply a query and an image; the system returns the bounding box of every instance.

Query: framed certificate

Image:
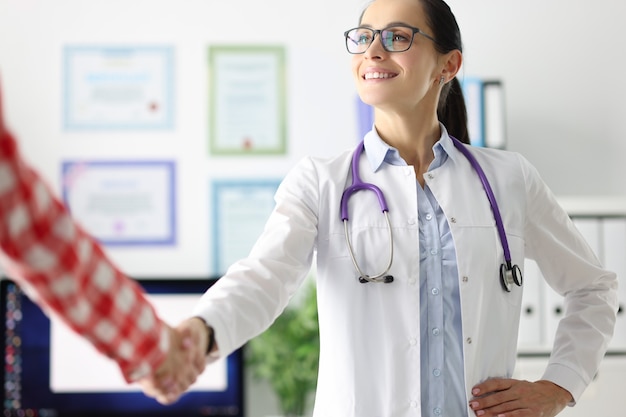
[61,160,176,245]
[208,45,286,155]
[211,180,280,273]
[63,45,174,129]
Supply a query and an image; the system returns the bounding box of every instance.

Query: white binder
[518,259,546,350]
[601,217,626,350]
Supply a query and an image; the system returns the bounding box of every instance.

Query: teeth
[364,72,394,80]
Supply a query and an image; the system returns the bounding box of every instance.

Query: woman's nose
[364,36,386,59]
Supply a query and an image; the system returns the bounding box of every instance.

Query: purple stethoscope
[339,137,523,292]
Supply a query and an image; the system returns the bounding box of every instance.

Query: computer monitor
[1,277,244,417]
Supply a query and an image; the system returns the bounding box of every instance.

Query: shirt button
[433,369,441,377]
[430,249,437,255]
[462,276,469,283]
[432,327,440,336]
[434,407,442,415]
[466,337,473,344]
[450,217,457,223]
[428,173,434,180]
[431,288,440,296]
[425,213,433,220]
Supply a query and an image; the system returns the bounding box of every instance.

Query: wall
[1,0,625,416]
[447,0,626,196]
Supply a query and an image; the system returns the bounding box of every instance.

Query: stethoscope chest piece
[500,263,523,292]
[359,275,394,284]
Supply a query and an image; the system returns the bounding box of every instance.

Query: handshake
[138,317,212,405]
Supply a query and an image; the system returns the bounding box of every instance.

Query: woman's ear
[440,49,463,83]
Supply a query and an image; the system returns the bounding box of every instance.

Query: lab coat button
[408,217,416,225]
[410,401,418,408]
[408,278,417,285]
[409,338,417,346]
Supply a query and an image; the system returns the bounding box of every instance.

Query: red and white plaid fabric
[0,127,167,382]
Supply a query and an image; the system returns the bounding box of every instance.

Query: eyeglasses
[344,24,436,54]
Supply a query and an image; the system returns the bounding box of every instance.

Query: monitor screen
[1,277,244,417]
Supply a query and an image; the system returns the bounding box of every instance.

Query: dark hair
[359,0,470,144]
[419,0,469,144]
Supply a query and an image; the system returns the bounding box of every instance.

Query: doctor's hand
[468,378,572,417]
[176,317,211,376]
[138,323,204,404]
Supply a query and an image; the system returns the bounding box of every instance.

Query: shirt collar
[363,123,458,172]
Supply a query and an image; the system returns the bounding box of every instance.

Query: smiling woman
[185,1,617,417]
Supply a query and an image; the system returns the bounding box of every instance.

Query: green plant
[246,280,319,417]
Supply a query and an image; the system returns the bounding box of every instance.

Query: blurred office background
[0,0,625,416]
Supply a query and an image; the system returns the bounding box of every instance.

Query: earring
[439,76,446,86]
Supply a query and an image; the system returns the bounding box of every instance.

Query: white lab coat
[194,134,618,417]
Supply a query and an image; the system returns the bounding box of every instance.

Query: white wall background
[1,0,625,416]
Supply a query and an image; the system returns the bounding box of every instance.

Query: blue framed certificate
[63,45,174,129]
[211,180,280,274]
[61,160,176,246]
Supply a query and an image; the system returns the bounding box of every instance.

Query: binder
[543,280,564,349]
[460,77,506,149]
[601,217,626,350]
[518,259,546,350]
[482,81,506,149]
[460,77,484,147]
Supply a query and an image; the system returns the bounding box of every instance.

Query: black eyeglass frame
[343,23,437,54]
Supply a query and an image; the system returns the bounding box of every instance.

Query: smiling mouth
[364,72,397,80]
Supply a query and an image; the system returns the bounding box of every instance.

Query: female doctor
[181,0,619,416]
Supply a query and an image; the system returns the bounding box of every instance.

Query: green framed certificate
[208,45,287,155]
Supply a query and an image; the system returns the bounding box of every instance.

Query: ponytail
[417,0,469,144]
[438,77,469,144]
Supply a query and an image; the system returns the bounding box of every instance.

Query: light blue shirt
[366,128,468,417]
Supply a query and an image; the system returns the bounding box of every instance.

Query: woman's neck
[373,111,441,171]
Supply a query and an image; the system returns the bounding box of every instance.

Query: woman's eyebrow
[358,21,415,29]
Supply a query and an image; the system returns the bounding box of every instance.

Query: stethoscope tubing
[340,141,388,221]
[340,141,394,282]
[340,137,522,290]
[449,136,513,267]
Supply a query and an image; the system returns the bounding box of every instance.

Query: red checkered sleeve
[0,128,168,383]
